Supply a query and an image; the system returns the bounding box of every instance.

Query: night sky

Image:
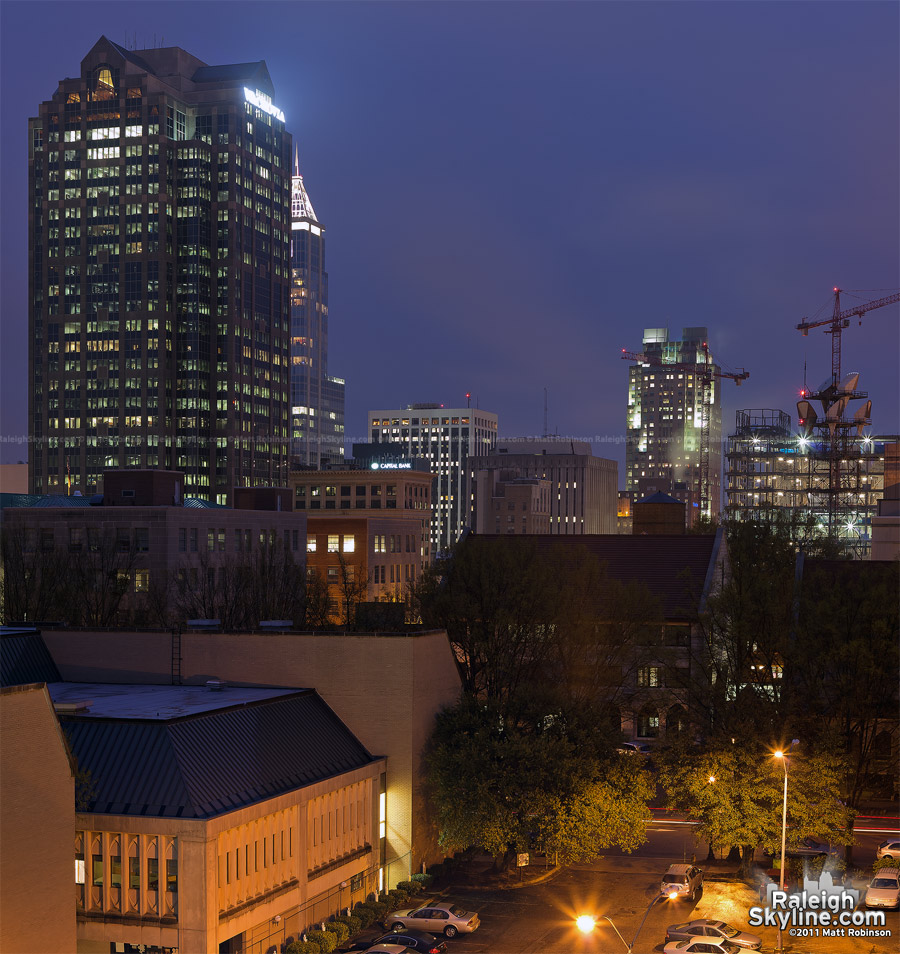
[2,1,897,484]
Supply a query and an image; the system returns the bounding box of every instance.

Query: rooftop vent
[54,701,93,715]
[205,679,226,691]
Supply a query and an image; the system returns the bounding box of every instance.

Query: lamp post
[583,892,677,953]
[773,739,799,954]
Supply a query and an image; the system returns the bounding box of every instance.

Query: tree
[788,559,899,861]
[425,696,653,863]
[657,736,854,871]
[1,523,70,623]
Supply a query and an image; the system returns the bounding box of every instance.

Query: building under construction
[724,408,896,555]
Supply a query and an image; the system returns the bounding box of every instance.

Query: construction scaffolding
[724,408,895,556]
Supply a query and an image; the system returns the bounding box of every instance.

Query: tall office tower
[369,404,498,554]
[28,38,291,503]
[625,327,722,521]
[289,154,345,467]
[474,440,618,534]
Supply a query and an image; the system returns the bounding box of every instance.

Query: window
[327,566,339,583]
[178,527,187,552]
[129,856,140,889]
[147,858,158,891]
[327,534,339,552]
[637,666,661,688]
[342,535,355,553]
[135,527,149,552]
[92,855,104,886]
[110,855,122,888]
[307,535,317,552]
[134,570,150,593]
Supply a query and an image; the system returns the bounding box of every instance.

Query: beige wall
[74,762,383,954]
[44,629,462,876]
[0,684,76,954]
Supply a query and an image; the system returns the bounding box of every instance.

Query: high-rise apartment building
[625,327,722,521]
[289,155,345,467]
[28,37,292,503]
[369,404,498,554]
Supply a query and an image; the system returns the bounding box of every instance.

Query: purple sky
[2,1,898,483]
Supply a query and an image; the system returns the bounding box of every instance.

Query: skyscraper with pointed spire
[290,151,345,467]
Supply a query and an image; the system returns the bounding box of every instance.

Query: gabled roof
[55,685,376,818]
[0,492,97,509]
[0,631,62,687]
[473,532,723,619]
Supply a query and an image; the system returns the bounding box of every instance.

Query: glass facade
[28,39,291,501]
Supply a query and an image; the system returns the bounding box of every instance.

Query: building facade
[474,440,617,534]
[289,154,345,468]
[477,476,551,535]
[28,38,292,503]
[369,405,498,554]
[626,327,722,521]
[723,408,895,556]
[1,470,305,628]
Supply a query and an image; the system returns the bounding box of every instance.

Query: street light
[584,892,678,952]
[773,739,799,954]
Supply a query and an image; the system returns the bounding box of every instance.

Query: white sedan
[664,938,743,954]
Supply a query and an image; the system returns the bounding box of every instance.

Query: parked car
[660,863,704,901]
[348,930,446,953]
[877,839,900,861]
[864,868,900,910]
[387,903,480,938]
[617,742,652,755]
[664,939,743,954]
[361,946,415,954]
[665,919,762,950]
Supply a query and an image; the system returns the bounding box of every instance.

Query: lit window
[343,535,355,553]
[307,535,316,552]
[327,534,339,552]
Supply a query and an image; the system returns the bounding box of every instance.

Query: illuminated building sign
[243,87,285,123]
[370,462,412,470]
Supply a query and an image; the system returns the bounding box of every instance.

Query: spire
[291,147,318,223]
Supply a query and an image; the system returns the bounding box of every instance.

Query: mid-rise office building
[369,405,498,554]
[474,440,617,534]
[289,154,345,468]
[28,37,292,503]
[625,327,722,521]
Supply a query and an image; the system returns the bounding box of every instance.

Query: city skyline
[2,1,898,485]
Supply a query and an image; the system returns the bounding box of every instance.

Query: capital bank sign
[370,462,412,470]
[243,88,285,123]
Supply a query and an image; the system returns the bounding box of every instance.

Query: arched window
[636,705,659,739]
[666,705,688,738]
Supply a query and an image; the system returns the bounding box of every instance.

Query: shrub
[369,900,388,920]
[334,913,361,935]
[396,880,417,894]
[386,889,409,907]
[352,903,376,928]
[285,942,320,954]
[305,930,336,953]
[426,862,444,880]
[324,921,348,943]
[410,872,433,889]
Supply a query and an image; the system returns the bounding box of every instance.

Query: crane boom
[796,288,900,387]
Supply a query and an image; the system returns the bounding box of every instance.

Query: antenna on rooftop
[543,387,549,438]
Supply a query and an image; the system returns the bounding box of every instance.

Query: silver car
[387,903,480,938]
[664,940,742,954]
[876,839,900,861]
[865,868,900,910]
[660,863,704,901]
[666,919,762,950]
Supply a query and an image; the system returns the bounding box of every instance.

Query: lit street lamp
[578,892,678,952]
[773,739,799,954]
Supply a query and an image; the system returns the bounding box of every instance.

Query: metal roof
[53,685,377,818]
[0,492,97,509]
[0,631,62,687]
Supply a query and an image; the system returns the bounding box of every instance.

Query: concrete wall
[0,684,76,954]
[44,629,462,875]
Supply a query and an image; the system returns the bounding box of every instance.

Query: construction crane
[621,343,749,519]
[797,287,900,388]
[796,287,900,542]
